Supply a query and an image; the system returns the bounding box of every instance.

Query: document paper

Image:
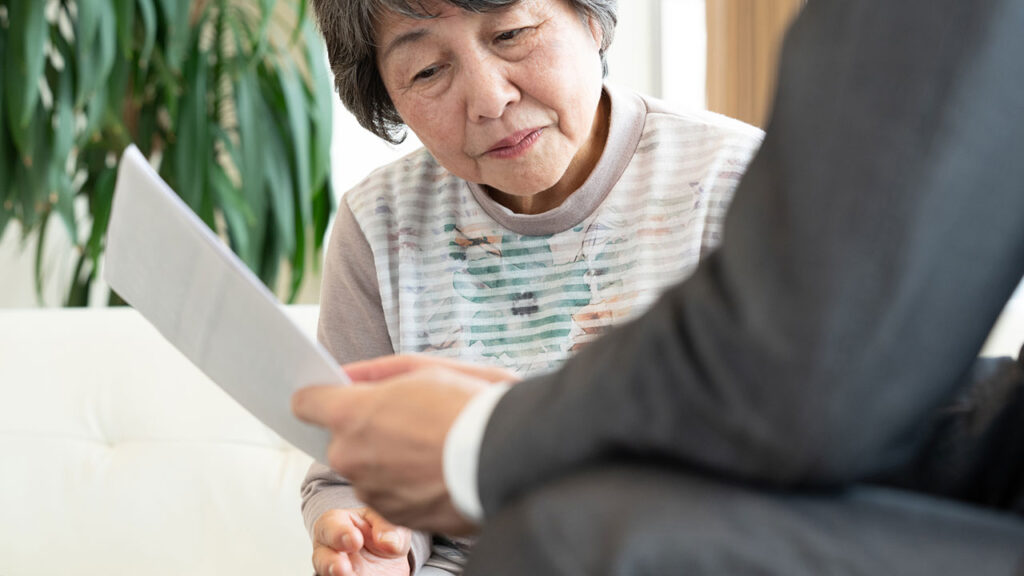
[104,145,346,459]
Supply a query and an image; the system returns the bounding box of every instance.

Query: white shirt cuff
[443,383,511,523]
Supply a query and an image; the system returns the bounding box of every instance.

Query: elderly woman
[302,0,762,574]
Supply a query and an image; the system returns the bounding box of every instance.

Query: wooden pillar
[705,0,804,127]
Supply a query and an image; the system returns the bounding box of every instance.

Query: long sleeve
[302,199,433,571]
[315,199,395,368]
[477,0,1024,517]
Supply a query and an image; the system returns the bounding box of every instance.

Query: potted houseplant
[0,0,334,305]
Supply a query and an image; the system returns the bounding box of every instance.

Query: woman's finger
[361,508,412,558]
[312,543,353,576]
[315,509,365,552]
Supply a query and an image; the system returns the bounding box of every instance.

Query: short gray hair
[310,0,618,143]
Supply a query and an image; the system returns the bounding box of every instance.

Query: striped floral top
[319,84,763,375]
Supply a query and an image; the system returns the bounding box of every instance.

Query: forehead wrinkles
[374,1,530,66]
[372,0,560,48]
[372,1,443,53]
[372,0,525,37]
[386,0,523,18]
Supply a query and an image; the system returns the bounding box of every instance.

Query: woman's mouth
[485,128,544,159]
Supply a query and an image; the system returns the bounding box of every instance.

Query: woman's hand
[312,507,412,576]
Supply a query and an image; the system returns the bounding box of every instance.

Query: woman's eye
[495,28,525,42]
[413,66,439,82]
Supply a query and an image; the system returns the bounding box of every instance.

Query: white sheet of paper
[104,145,346,459]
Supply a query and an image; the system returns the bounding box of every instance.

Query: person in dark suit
[293,0,1024,573]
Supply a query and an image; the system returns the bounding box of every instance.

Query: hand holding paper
[292,354,517,534]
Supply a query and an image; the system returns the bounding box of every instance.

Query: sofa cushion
[0,307,318,576]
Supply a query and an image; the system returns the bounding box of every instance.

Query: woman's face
[375,0,608,213]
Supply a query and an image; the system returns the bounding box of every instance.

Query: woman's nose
[463,57,519,122]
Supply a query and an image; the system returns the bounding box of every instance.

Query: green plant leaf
[234,67,268,267]
[0,165,8,240]
[293,0,309,43]
[0,207,8,245]
[81,79,108,145]
[258,216,281,293]
[150,49,181,121]
[105,49,131,137]
[97,0,120,91]
[137,0,157,66]
[255,62,297,263]
[156,0,190,73]
[66,252,92,307]
[0,24,10,238]
[103,2,132,145]
[51,63,77,245]
[135,98,159,155]
[256,0,278,57]
[5,0,47,154]
[173,41,210,214]
[2,0,333,306]
[85,167,117,272]
[262,102,296,257]
[75,0,108,108]
[19,104,54,233]
[224,2,261,66]
[278,64,312,240]
[209,160,252,265]
[304,22,332,193]
[287,214,305,302]
[33,208,51,303]
[114,0,135,55]
[198,160,217,229]
[11,160,32,229]
[312,179,333,257]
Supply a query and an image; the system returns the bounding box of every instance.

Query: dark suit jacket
[477,0,1024,516]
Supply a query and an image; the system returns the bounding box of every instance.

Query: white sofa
[2,298,1023,576]
[0,306,319,576]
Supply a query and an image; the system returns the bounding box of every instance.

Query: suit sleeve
[477,0,1024,516]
